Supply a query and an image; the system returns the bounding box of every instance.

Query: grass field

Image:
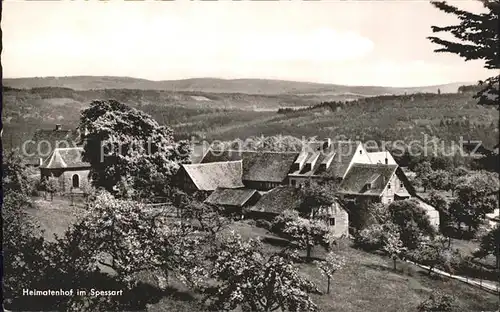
[148,223,500,312]
[28,196,85,241]
[27,198,500,311]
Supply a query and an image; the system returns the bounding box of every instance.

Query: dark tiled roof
[321,142,360,178]
[25,128,81,164]
[40,147,90,169]
[289,151,327,177]
[181,161,244,191]
[338,163,398,196]
[201,150,299,183]
[250,185,347,216]
[249,186,303,214]
[289,141,360,179]
[205,188,259,207]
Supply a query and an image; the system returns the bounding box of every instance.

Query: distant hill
[3,76,470,96]
[3,85,497,154]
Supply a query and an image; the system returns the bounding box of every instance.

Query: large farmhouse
[186,139,439,232]
[200,151,299,191]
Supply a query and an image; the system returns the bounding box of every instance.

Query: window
[387,183,391,189]
[72,174,80,188]
[291,179,296,186]
[329,217,336,226]
[400,182,404,188]
[359,150,362,154]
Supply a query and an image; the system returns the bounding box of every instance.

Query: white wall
[344,143,372,177]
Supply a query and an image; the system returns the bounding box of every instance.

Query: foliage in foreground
[3,187,208,311]
[449,171,499,232]
[388,199,436,250]
[429,0,499,108]
[205,232,319,312]
[417,291,455,312]
[272,209,331,260]
[314,252,346,294]
[474,224,500,272]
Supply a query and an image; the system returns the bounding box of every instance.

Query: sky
[2,0,493,87]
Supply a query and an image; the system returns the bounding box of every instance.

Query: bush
[417,292,455,312]
[29,178,42,197]
[453,255,500,281]
[440,249,464,274]
[256,219,272,231]
[388,199,436,249]
[271,210,300,234]
[353,224,385,251]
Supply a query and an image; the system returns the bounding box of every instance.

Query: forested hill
[3,87,497,155]
[3,76,469,96]
[220,92,499,149]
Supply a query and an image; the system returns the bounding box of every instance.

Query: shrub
[388,199,436,249]
[256,219,272,231]
[271,210,300,234]
[417,292,455,312]
[353,224,385,251]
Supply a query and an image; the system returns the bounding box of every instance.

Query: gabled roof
[290,141,361,179]
[40,147,90,169]
[367,151,397,165]
[181,160,244,191]
[321,141,361,178]
[289,151,329,177]
[205,188,259,207]
[201,150,299,183]
[249,185,346,216]
[26,127,82,164]
[338,163,398,196]
[249,186,304,214]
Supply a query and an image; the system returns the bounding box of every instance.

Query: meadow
[26,196,500,312]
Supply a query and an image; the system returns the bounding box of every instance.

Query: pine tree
[428,1,499,108]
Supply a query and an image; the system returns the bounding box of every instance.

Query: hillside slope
[199,93,499,148]
[3,76,469,96]
[3,87,497,156]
